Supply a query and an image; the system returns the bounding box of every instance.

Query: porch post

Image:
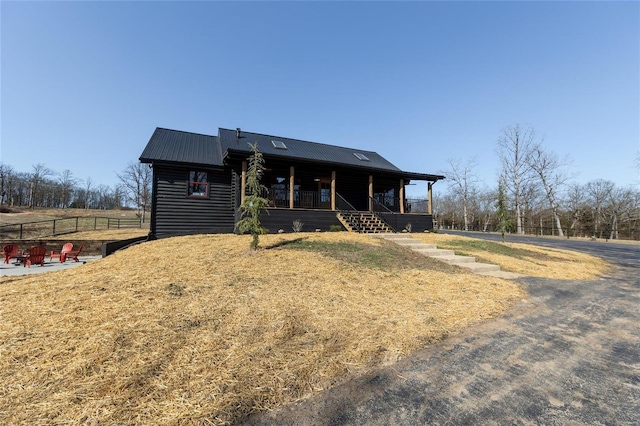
[289,166,295,209]
[368,175,373,211]
[399,179,405,214]
[331,170,336,210]
[241,161,247,205]
[428,182,433,215]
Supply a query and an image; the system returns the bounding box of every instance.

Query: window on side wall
[188,171,209,198]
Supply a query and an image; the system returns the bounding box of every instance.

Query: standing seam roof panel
[139,128,223,166]
[218,128,402,172]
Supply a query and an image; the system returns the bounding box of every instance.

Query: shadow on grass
[280,238,461,273]
[264,237,309,249]
[440,239,562,262]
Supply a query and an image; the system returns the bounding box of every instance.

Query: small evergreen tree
[235,143,269,249]
[495,181,511,242]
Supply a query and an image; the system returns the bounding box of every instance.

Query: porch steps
[372,234,524,280]
[337,212,393,234]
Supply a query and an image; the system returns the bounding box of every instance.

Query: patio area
[0,255,102,277]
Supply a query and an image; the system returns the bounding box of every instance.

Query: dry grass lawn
[0,232,607,425]
[49,228,149,241]
[416,233,610,279]
[0,207,143,225]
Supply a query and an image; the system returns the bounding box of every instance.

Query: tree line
[435,125,640,240]
[3,125,638,240]
[0,162,151,222]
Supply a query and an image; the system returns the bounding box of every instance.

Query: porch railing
[335,193,358,212]
[267,188,319,209]
[335,193,363,232]
[405,198,429,213]
[370,196,398,232]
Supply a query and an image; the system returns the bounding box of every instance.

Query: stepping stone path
[372,233,524,280]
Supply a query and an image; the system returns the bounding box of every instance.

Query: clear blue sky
[2,1,638,198]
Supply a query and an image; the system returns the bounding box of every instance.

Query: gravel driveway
[245,233,639,425]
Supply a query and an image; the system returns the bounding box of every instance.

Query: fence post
[53,219,56,236]
[94,217,97,230]
[20,223,23,239]
[75,217,79,232]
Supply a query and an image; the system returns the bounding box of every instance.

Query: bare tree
[565,183,587,237]
[7,171,29,206]
[497,125,537,234]
[84,177,94,210]
[117,162,152,223]
[520,180,544,234]
[635,150,640,187]
[58,170,79,208]
[433,192,459,230]
[528,145,571,237]
[29,163,54,208]
[476,187,497,232]
[444,157,478,231]
[604,186,639,240]
[585,179,615,237]
[0,163,14,205]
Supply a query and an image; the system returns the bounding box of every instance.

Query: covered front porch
[237,158,442,233]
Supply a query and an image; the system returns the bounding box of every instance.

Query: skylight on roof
[353,153,370,161]
[271,140,287,149]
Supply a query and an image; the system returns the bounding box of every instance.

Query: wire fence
[435,223,639,240]
[0,217,142,240]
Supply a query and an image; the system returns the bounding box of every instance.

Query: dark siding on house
[393,214,433,233]
[230,169,241,211]
[152,165,235,236]
[261,209,342,233]
[359,210,433,232]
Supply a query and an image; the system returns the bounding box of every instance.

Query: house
[139,127,445,237]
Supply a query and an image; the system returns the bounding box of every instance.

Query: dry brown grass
[415,233,610,279]
[0,207,143,224]
[49,229,149,241]
[0,232,531,425]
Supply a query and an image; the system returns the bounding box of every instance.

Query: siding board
[261,209,342,233]
[153,166,235,236]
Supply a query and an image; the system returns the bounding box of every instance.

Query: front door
[318,179,331,209]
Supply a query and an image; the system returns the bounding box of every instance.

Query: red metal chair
[64,245,83,263]
[3,244,21,264]
[24,246,46,268]
[50,242,74,263]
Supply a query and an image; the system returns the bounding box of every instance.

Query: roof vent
[353,152,370,161]
[271,140,287,149]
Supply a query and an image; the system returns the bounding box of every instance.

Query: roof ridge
[156,127,217,139]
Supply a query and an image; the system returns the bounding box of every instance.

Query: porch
[235,152,441,234]
[259,207,435,234]
[240,160,437,215]
[257,192,435,234]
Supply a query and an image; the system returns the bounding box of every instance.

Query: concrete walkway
[373,233,524,279]
[0,256,102,277]
[245,234,640,425]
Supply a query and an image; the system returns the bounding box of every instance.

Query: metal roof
[219,128,403,173]
[139,127,445,182]
[139,128,223,167]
